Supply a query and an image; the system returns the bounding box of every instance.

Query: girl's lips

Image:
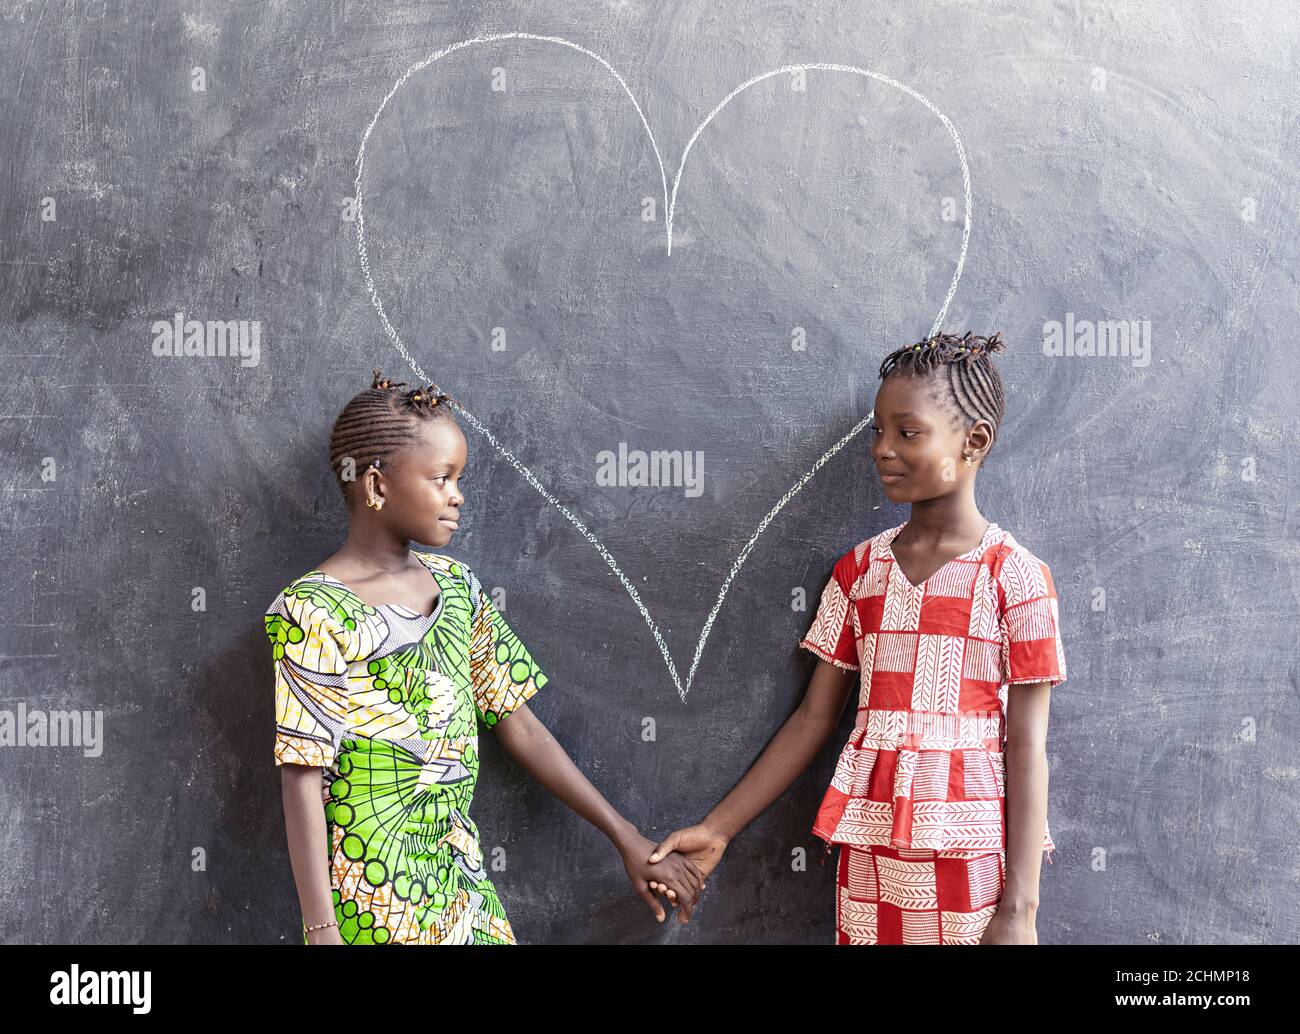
[880,472,905,481]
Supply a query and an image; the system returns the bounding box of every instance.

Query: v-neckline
[306,551,445,620]
[886,520,999,591]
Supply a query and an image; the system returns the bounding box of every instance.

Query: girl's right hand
[306,924,345,946]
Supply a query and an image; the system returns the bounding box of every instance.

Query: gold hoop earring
[366,497,383,510]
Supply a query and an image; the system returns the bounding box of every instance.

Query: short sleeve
[997,548,1067,688]
[264,588,351,767]
[464,565,548,728]
[798,550,861,671]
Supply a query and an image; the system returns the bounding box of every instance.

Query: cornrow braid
[878,331,1008,462]
[329,368,459,500]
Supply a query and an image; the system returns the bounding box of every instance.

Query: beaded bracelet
[304,918,339,933]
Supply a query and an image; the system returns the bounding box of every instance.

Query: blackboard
[1,3,1296,945]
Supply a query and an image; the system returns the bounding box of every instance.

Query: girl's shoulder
[412,549,478,584]
[866,521,908,556]
[847,522,908,559]
[844,521,908,570]
[264,568,365,642]
[821,523,906,593]
[986,528,1059,602]
[411,550,489,602]
[987,526,1049,567]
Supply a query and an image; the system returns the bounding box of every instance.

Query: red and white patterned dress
[798,520,1067,944]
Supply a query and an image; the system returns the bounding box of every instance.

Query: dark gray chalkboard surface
[1,2,1296,944]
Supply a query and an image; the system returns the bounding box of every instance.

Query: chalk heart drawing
[354,33,973,704]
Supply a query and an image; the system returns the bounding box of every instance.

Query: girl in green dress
[266,370,703,944]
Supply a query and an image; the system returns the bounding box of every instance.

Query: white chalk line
[353,33,972,703]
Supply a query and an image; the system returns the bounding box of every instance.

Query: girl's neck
[900,494,987,545]
[335,523,414,573]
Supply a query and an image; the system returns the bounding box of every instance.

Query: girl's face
[362,419,468,546]
[870,371,989,502]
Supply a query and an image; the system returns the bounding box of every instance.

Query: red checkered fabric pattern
[800,521,1066,859]
[835,844,1006,944]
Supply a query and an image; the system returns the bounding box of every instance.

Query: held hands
[617,830,706,923]
[645,820,731,925]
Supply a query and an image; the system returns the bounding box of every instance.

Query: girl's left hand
[617,831,705,923]
[979,908,1038,944]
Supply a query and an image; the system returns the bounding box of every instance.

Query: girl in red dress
[648,331,1067,944]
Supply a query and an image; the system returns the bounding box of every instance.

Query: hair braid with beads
[877,331,1008,463]
[329,369,459,501]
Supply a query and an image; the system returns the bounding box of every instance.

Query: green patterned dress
[264,550,548,944]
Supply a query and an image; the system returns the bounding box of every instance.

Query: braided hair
[329,369,459,501]
[877,331,1008,464]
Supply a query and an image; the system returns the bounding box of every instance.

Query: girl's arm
[982,679,1053,944]
[645,659,857,907]
[491,702,707,923]
[281,764,344,945]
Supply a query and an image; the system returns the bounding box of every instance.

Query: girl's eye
[900,430,917,439]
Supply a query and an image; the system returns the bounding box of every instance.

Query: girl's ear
[966,419,994,458]
[361,465,384,507]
